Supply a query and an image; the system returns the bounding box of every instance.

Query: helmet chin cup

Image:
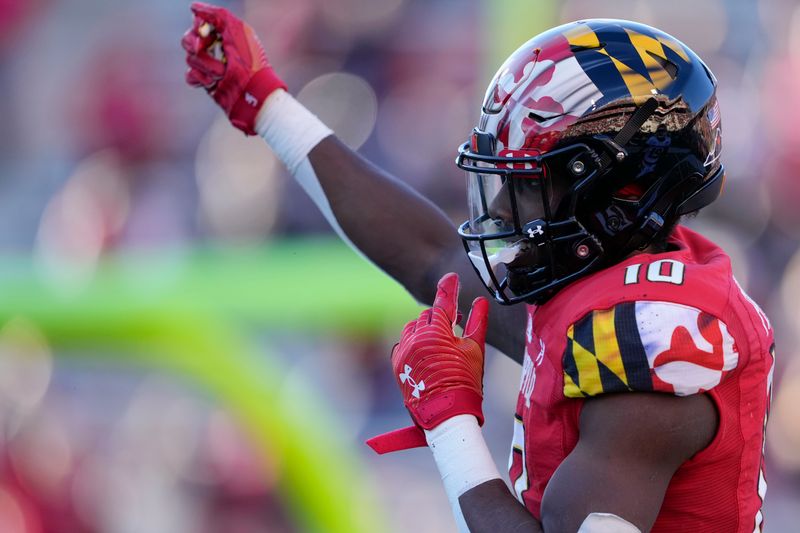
[507,266,550,298]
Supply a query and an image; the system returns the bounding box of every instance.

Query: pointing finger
[432,272,460,325]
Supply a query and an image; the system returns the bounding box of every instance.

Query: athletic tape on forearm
[256,89,333,174]
[256,91,366,256]
[425,414,501,532]
[256,89,422,302]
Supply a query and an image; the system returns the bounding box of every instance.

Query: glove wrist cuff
[230,68,288,135]
[412,388,484,430]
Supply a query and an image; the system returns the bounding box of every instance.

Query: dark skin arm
[459,392,718,532]
[308,135,527,359]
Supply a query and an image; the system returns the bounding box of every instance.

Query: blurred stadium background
[0,0,798,531]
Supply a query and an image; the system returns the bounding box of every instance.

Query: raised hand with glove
[181,2,335,228]
[181,2,287,135]
[368,273,500,532]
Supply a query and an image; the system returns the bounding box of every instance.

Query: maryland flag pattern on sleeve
[563,301,739,398]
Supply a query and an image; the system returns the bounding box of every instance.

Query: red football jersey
[509,225,774,532]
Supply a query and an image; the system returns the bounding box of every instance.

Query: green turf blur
[0,239,423,533]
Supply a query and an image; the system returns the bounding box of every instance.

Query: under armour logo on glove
[366,272,489,455]
[399,364,425,398]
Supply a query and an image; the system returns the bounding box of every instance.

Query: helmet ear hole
[677,167,726,215]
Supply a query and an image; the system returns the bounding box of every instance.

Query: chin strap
[620,181,682,253]
[592,97,681,253]
[625,162,725,253]
[595,98,659,172]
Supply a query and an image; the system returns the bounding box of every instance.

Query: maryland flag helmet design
[457,19,725,304]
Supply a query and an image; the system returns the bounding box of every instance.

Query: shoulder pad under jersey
[562,300,738,398]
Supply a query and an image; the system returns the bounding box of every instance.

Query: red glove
[366,273,489,454]
[181,2,287,135]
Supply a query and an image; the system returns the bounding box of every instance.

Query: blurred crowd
[0,0,799,531]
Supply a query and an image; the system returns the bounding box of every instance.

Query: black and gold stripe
[563,21,692,106]
[563,303,652,398]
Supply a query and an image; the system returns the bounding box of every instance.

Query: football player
[183,5,774,532]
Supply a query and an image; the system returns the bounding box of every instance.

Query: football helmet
[457,19,725,305]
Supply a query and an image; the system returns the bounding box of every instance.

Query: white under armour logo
[245,92,258,107]
[527,225,544,238]
[399,364,425,398]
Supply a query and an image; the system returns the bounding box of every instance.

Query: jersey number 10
[624,259,686,285]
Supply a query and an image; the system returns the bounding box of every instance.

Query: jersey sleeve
[562,301,739,398]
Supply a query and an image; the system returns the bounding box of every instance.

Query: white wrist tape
[256,89,333,174]
[425,415,501,532]
[578,513,641,533]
